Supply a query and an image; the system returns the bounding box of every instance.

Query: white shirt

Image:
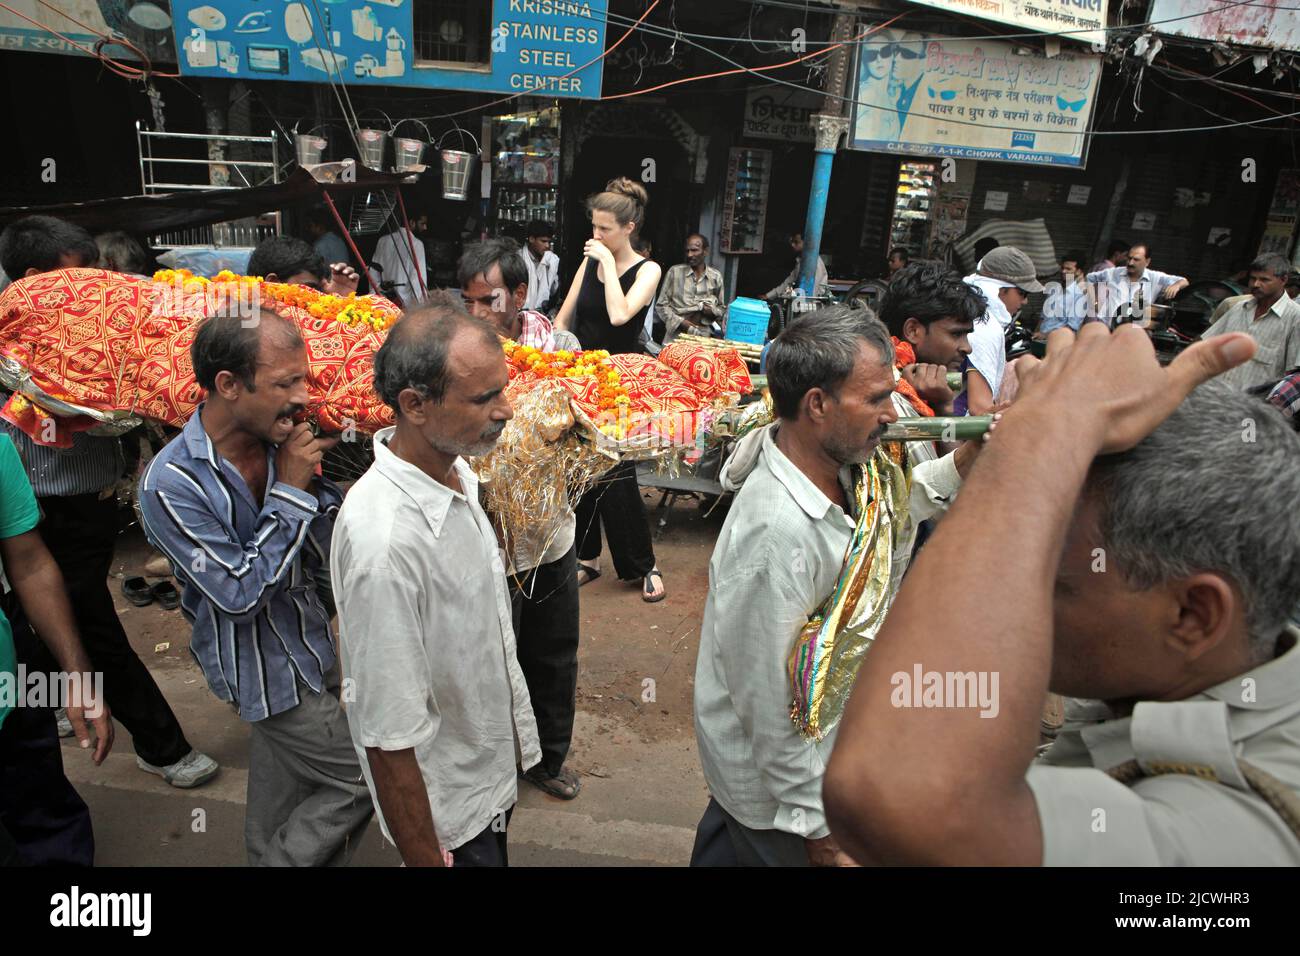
[367,228,427,309]
[521,248,560,314]
[1202,292,1300,390]
[694,424,961,838]
[331,429,540,851]
[965,316,1006,401]
[1085,265,1186,321]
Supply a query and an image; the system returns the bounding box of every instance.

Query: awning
[0,166,416,235]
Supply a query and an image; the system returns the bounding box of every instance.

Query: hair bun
[605,176,648,208]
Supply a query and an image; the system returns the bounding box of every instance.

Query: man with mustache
[139,310,374,866]
[691,306,985,866]
[331,304,540,866]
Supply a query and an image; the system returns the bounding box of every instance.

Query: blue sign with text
[170,0,606,97]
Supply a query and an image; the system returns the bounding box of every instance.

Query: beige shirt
[694,424,961,838]
[1202,293,1300,389]
[656,262,725,339]
[1027,627,1300,865]
[331,428,540,851]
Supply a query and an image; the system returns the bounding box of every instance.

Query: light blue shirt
[138,407,341,721]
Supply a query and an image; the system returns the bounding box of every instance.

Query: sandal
[576,562,602,587]
[150,580,181,611]
[642,568,666,603]
[522,765,582,800]
[121,577,154,607]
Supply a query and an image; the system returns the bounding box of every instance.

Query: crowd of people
[1,179,1299,867]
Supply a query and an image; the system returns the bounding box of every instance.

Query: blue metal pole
[797,147,834,296]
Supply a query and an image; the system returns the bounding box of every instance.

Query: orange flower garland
[151,269,396,332]
[502,340,632,439]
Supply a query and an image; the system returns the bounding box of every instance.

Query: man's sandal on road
[522,765,582,800]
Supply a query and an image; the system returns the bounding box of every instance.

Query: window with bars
[413,0,493,67]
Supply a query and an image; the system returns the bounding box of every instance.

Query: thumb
[1167,333,1256,396]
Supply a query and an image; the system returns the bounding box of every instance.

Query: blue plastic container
[725,296,770,345]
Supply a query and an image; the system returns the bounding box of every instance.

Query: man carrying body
[303,209,352,272]
[825,325,1300,865]
[691,306,986,866]
[1201,253,1300,390]
[963,246,1042,415]
[332,306,540,865]
[247,235,360,295]
[520,220,561,316]
[139,312,373,865]
[1086,243,1187,323]
[0,215,217,789]
[459,239,583,800]
[880,261,983,467]
[657,233,725,343]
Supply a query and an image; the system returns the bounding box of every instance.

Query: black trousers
[0,626,94,866]
[510,546,579,778]
[574,461,656,581]
[31,493,191,768]
[689,797,809,867]
[453,805,514,867]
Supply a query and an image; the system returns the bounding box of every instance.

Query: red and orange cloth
[891,337,935,417]
[0,269,752,448]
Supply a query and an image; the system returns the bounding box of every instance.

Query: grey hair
[767,303,894,420]
[1087,381,1300,661]
[1250,252,1292,279]
[371,301,497,413]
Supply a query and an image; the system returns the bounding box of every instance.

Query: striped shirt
[2,424,124,498]
[137,406,341,722]
[1202,293,1300,391]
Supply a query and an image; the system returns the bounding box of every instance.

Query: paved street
[63,488,723,867]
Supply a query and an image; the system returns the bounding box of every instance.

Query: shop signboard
[1150,1,1300,51]
[904,1,1108,48]
[850,33,1103,168]
[169,0,607,98]
[0,0,176,60]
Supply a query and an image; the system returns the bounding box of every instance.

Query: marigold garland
[501,340,632,439]
[151,269,396,332]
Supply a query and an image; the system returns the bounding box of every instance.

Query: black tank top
[573,257,651,354]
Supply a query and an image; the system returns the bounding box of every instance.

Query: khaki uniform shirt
[1026,627,1300,865]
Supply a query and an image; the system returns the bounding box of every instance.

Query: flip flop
[150,580,181,611]
[642,568,666,603]
[121,576,154,607]
[576,563,602,587]
[522,765,582,800]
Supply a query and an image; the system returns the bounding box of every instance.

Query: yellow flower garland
[151,269,396,332]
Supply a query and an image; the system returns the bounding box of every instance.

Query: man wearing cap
[962,247,1043,415]
[1086,244,1187,324]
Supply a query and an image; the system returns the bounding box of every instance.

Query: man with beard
[332,306,540,865]
[657,233,725,343]
[139,311,374,865]
[690,306,987,866]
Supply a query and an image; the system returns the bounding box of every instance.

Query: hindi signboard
[1150,1,1300,51]
[906,1,1108,48]
[850,34,1102,168]
[743,87,821,142]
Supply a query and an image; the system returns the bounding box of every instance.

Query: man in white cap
[962,246,1043,415]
